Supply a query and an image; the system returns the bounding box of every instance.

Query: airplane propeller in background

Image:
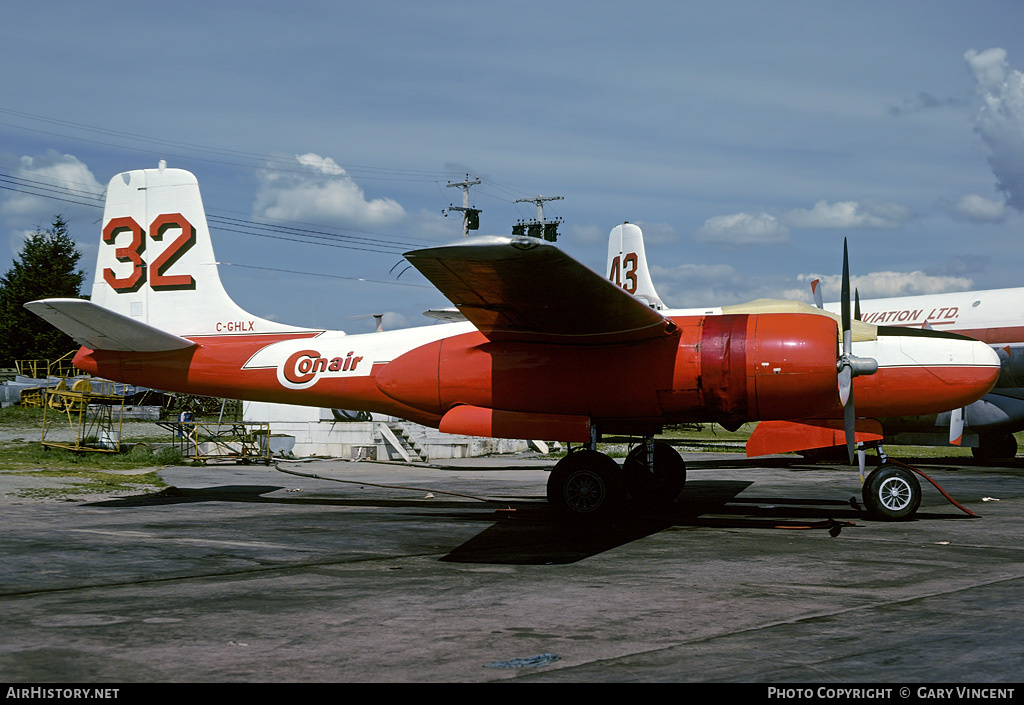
[836,239,879,463]
[949,406,965,446]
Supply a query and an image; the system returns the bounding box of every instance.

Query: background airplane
[815,287,1024,460]
[25,170,999,524]
[607,222,1023,461]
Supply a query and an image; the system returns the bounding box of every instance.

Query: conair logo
[279,349,364,389]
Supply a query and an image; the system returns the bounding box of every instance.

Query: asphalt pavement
[1,452,1022,684]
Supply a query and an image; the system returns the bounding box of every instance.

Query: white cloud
[693,198,914,247]
[797,271,973,300]
[693,212,790,245]
[651,262,790,307]
[940,193,1007,223]
[0,151,103,259]
[254,153,406,227]
[783,199,912,229]
[0,151,102,218]
[965,48,1024,211]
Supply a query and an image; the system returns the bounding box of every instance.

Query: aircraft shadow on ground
[86,458,983,566]
[87,484,486,511]
[437,480,876,565]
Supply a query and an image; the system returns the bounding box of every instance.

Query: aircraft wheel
[972,433,1017,461]
[862,464,921,521]
[798,446,848,463]
[547,450,623,522]
[623,441,686,507]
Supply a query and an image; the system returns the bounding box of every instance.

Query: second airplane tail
[606,222,666,310]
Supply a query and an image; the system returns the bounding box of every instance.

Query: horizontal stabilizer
[24,298,196,352]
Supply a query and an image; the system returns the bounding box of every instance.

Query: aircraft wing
[405,236,677,344]
[24,299,196,352]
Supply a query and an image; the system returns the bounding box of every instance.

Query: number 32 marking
[103,213,197,293]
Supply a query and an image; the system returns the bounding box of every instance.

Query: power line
[218,262,431,288]
[0,169,428,257]
[0,107,463,183]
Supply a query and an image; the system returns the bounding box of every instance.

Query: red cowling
[375,313,841,435]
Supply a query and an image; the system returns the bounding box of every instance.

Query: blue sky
[2,1,1023,333]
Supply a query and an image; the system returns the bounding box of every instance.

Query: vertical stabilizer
[91,166,310,337]
[606,223,665,310]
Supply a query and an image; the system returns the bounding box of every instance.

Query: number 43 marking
[103,213,197,293]
[609,252,638,294]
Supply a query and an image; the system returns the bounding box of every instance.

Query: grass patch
[15,468,166,500]
[0,439,192,471]
[549,423,755,458]
[0,438,177,500]
[551,424,1024,461]
[0,406,47,427]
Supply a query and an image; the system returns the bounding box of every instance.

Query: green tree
[0,215,86,367]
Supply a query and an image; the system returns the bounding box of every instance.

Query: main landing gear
[971,432,1018,461]
[546,437,686,522]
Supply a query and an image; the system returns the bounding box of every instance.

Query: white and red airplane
[607,222,1023,465]
[25,168,1000,523]
[809,287,1024,460]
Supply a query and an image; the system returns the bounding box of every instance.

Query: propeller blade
[841,238,851,355]
[838,365,852,407]
[854,288,861,321]
[950,407,964,446]
[844,387,856,463]
[811,278,823,309]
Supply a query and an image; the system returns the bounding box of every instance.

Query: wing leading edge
[405,236,677,344]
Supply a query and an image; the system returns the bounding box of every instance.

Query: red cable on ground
[886,458,978,517]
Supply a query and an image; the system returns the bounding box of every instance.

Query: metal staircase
[377,421,429,462]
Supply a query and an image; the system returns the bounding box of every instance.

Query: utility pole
[444,175,482,238]
[514,195,564,241]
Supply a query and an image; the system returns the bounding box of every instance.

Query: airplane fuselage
[72,310,998,443]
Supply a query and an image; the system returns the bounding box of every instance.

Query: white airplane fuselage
[821,289,1024,453]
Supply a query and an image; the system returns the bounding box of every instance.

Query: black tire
[547,450,623,523]
[332,409,371,422]
[798,446,848,463]
[862,464,921,521]
[972,433,1017,461]
[623,441,686,507]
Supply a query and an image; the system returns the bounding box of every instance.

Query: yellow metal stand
[41,379,126,453]
[156,419,272,464]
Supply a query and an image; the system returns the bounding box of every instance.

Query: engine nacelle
[375,313,841,437]
[691,313,841,426]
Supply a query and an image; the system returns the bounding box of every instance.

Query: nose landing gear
[861,462,922,521]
